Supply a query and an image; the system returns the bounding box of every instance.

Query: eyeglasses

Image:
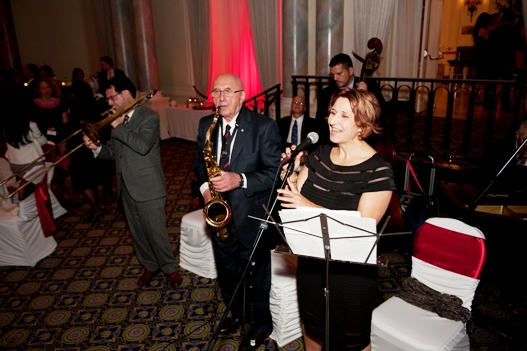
[210,89,243,98]
[293,101,305,106]
[106,92,121,102]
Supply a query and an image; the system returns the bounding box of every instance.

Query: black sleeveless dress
[297,144,396,350]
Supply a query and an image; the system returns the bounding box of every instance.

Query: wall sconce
[465,0,481,22]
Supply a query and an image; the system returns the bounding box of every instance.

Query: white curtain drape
[248,0,280,90]
[384,0,423,78]
[351,0,396,77]
[423,0,443,79]
[185,0,210,96]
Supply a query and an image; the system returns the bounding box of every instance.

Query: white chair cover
[0,166,59,267]
[179,211,303,346]
[269,251,302,347]
[371,217,486,351]
[179,209,218,279]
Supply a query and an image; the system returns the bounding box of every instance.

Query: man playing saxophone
[193,73,282,349]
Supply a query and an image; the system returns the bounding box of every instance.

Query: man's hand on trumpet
[111,114,125,128]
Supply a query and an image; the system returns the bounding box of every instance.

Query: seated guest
[278,88,395,351]
[278,96,316,150]
[3,110,47,179]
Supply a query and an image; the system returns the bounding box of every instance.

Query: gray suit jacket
[97,105,166,202]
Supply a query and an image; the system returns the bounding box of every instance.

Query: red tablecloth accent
[18,175,56,237]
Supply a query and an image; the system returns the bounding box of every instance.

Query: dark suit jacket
[97,68,127,93]
[277,115,316,144]
[97,105,166,202]
[277,115,318,153]
[194,106,283,248]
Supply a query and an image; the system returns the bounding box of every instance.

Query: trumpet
[0,89,157,200]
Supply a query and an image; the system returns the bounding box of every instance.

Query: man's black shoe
[219,317,241,334]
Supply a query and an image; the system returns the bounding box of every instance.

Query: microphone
[281,132,319,165]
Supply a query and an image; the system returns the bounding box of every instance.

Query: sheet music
[278,208,378,264]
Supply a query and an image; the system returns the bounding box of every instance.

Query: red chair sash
[413,222,486,279]
[18,175,56,237]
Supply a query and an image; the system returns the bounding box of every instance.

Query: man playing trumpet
[83,76,181,288]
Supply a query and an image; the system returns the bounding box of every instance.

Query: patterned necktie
[220,125,232,169]
[291,120,298,145]
[123,115,130,127]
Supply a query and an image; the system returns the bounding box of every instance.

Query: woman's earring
[357,129,362,141]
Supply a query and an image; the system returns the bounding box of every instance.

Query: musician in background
[83,76,181,289]
[278,96,316,150]
[193,73,282,350]
[316,53,385,144]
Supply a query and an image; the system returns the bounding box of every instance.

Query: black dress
[297,144,396,350]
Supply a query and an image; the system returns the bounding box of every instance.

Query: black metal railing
[291,75,524,164]
[292,75,332,119]
[244,84,282,119]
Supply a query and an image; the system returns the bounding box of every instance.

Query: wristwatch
[238,173,245,188]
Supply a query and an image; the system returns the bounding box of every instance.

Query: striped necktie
[220,125,232,169]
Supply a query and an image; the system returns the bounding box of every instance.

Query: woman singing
[277,88,396,351]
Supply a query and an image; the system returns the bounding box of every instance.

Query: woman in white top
[4,116,47,179]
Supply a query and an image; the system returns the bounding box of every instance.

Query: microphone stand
[207,161,295,351]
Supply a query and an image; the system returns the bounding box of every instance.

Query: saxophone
[202,107,232,241]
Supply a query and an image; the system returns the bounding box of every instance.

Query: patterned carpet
[1,138,526,350]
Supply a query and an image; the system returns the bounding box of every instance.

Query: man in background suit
[316,53,385,143]
[278,96,316,150]
[83,76,181,288]
[97,56,127,94]
[194,73,282,349]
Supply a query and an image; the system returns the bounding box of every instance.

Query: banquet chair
[179,209,218,279]
[269,250,302,347]
[0,165,60,266]
[371,217,486,351]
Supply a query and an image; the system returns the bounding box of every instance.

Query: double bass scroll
[353,38,383,82]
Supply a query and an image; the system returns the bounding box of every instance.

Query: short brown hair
[329,88,381,138]
[37,77,61,98]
